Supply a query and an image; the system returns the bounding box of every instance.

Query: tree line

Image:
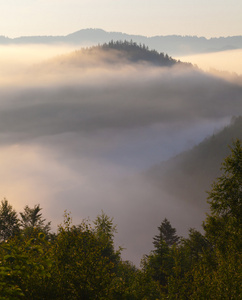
[101,40,177,66]
[76,40,192,68]
[0,140,241,299]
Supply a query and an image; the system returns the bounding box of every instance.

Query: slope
[145,116,242,211]
[45,41,190,69]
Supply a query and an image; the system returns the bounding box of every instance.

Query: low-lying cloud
[0,45,241,264]
[176,49,242,75]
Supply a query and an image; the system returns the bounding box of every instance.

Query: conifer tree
[153,218,180,249]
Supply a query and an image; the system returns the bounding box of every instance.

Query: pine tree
[153,218,180,250]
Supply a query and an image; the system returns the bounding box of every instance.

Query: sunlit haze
[1,0,242,38]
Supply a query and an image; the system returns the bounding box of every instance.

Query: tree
[51,212,117,299]
[182,228,209,263]
[189,139,242,299]
[153,218,180,249]
[0,199,20,242]
[142,219,180,291]
[20,204,51,236]
[0,231,53,299]
[94,210,117,241]
[110,260,163,299]
[207,139,241,221]
[203,139,242,250]
[94,211,121,267]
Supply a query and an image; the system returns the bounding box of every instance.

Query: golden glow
[176,49,242,75]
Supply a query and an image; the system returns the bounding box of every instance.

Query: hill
[145,116,242,211]
[1,28,242,56]
[51,41,187,68]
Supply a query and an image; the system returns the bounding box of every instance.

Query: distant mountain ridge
[1,28,242,56]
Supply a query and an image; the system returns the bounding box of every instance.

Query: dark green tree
[94,210,117,241]
[0,231,54,299]
[51,212,118,299]
[207,139,241,220]
[203,139,242,251]
[182,228,209,263]
[142,219,179,292]
[94,211,121,267]
[110,260,162,299]
[188,139,242,299]
[153,218,180,249]
[0,199,20,242]
[20,204,51,236]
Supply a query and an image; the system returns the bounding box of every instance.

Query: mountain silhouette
[48,41,189,68]
[1,28,242,56]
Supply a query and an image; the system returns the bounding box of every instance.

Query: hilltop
[50,41,188,68]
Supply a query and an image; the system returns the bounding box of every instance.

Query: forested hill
[145,116,242,210]
[99,41,180,66]
[50,41,189,68]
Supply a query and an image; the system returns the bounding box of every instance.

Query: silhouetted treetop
[98,40,181,66]
[51,40,192,69]
[153,218,180,249]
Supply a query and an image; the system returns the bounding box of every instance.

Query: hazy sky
[1,0,242,38]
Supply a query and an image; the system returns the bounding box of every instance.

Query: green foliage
[182,139,242,299]
[94,210,117,241]
[181,228,209,264]
[204,139,242,252]
[207,139,241,220]
[189,242,242,299]
[110,260,162,300]
[51,214,118,299]
[189,139,242,299]
[0,199,20,242]
[94,211,121,267]
[0,264,24,300]
[0,210,164,299]
[142,140,242,299]
[0,230,53,299]
[142,218,180,295]
[20,204,51,237]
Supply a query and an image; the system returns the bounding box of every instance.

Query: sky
[0,0,242,38]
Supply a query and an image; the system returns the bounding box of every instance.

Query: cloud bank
[176,49,242,75]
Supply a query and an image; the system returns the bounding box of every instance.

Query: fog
[176,49,242,75]
[0,45,241,264]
